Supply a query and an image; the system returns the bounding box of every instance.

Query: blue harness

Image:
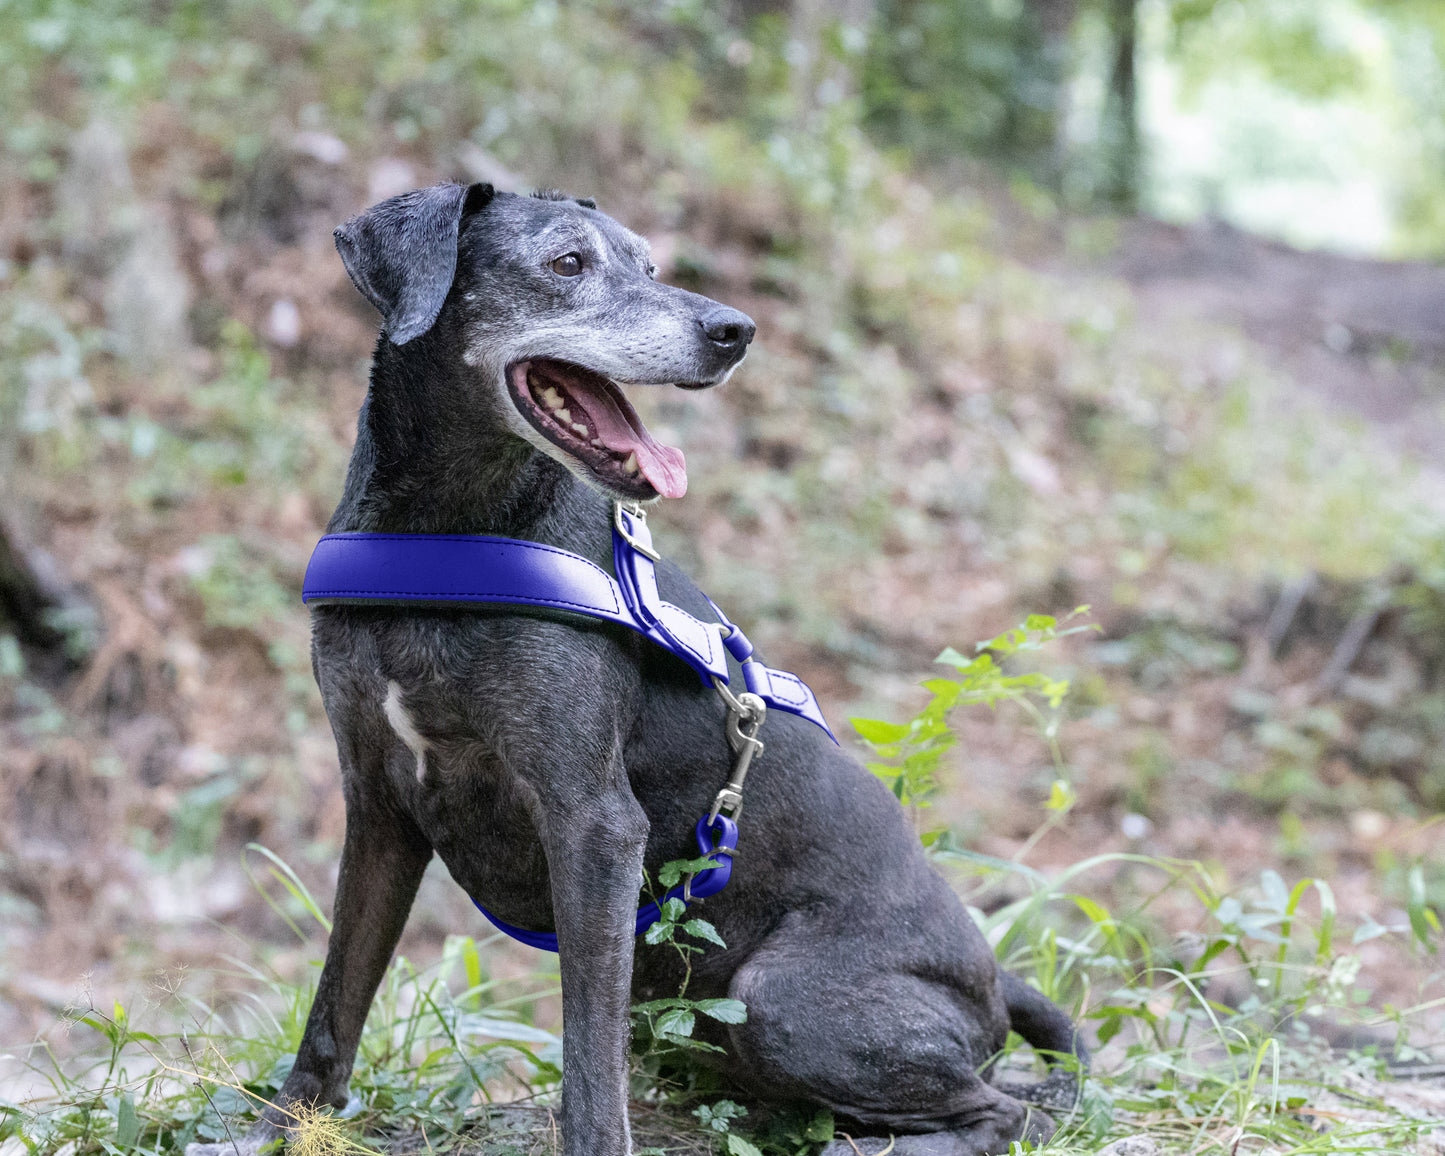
[302,502,835,951]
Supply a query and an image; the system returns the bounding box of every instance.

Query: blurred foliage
[4,0,1445,249]
[853,611,1090,821]
[862,0,1062,177]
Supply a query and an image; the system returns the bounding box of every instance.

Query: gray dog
[187,182,1084,1156]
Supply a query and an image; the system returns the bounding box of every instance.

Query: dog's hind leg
[721,915,1052,1156]
[185,793,432,1156]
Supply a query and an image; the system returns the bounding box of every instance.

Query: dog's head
[334,182,754,501]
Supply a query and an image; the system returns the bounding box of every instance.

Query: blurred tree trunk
[1100,0,1140,210]
[1025,0,1080,189]
[0,518,63,649]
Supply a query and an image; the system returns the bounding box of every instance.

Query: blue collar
[301,503,835,741]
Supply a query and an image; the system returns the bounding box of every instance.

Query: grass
[2,928,563,1155]
[3,617,1440,1156]
[3,834,1439,1155]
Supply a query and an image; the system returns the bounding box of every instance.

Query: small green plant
[689,1094,836,1156]
[631,857,749,1058]
[851,609,1094,840]
[929,837,1442,1153]
[843,612,1441,1153]
[693,1099,764,1156]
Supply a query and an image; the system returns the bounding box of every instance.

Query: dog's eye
[647,263,657,279]
[551,253,584,277]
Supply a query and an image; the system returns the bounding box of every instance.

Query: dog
[186,182,1085,1156]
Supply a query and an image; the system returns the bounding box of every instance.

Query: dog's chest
[359,675,558,923]
[316,607,648,922]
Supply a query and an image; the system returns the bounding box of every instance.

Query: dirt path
[1109,217,1445,467]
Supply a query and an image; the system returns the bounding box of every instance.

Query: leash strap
[302,509,835,741]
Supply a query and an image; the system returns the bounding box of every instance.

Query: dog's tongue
[569,381,688,499]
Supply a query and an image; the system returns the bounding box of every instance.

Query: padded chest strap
[302,518,836,742]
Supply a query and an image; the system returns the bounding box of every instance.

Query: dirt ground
[1110,215,1445,473]
[2,135,1442,1097]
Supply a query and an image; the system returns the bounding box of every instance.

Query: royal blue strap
[471,814,738,953]
[302,513,836,741]
[302,513,834,952]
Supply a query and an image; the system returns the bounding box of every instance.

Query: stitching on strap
[765,669,810,707]
[306,589,623,613]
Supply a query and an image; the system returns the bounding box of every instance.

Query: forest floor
[2,111,1443,1151]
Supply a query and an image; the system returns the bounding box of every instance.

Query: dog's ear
[334,182,496,345]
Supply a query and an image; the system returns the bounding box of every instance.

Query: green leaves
[654,1007,695,1041]
[934,610,1093,709]
[850,609,1092,824]
[692,998,748,1024]
[633,859,746,1062]
[634,997,747,1028]
[1407,862,1442,951]
[692,1100,766,1156]
[850,717,911,743]
[693,1099,748,1134]
[641,897,725,951]
[631,995,747,1057]
[658,854,729,889]
[684,919,727,947]
[643,898,689,946]
[725,1134,764,1156]
[114,1094,139,1149]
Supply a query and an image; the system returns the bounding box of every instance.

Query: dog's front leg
[540,781,649,1156]
[187,799,431,1156]
[279,802,432,1108]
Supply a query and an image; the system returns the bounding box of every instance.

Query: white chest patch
[383,680,430,783]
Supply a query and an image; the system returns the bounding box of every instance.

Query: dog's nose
[699,307,756,353]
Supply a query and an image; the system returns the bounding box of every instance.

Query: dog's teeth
[543,389,563,409]
[555,407,571,423]
[590,438,604,447]
[571,422,590,436]
[622,451,638,474]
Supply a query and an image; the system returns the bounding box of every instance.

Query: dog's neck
[326,335,607,544]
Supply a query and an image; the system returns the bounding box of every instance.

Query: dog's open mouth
[507,359,688,499]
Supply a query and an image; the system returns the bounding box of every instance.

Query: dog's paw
[821,1140,894,1156]
[1019,1105,1057,1147]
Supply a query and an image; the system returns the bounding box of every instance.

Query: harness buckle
[613,500,661,562]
